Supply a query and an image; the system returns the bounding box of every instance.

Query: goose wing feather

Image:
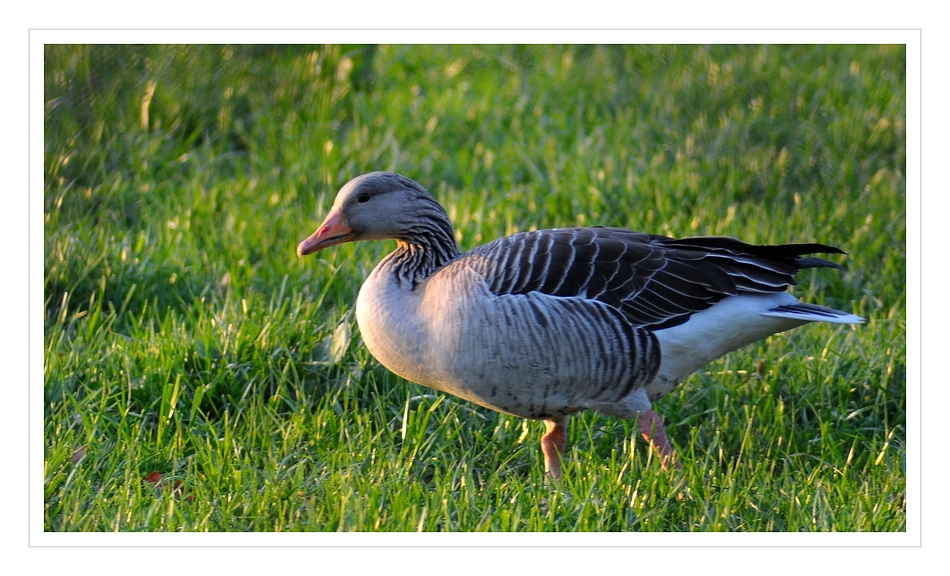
[461,227,845,330]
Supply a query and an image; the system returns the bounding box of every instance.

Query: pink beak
[296,206,355,257]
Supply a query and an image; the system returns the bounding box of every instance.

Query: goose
[297,171,863,480]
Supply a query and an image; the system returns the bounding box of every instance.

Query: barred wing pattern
[463,227,845,330]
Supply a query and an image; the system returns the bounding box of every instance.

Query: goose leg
[541,416,570,480]
[638,409,681,471]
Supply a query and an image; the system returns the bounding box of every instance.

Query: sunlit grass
[44,44,905,531]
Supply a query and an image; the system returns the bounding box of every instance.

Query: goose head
[296,171,455,258]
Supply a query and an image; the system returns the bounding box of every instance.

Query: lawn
[43,44,905,532]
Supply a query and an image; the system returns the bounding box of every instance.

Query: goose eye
[357,193,371,203]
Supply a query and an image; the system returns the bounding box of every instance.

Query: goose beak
[296,206,355,257]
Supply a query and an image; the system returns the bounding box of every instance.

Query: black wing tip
[788,243,846,256]
[665,236,845,253]
[795,256,846,271]
[664,237,848,264]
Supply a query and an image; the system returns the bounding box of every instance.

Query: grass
[43,44,905,532]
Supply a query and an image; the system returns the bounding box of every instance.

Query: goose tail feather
[762,303,864,324]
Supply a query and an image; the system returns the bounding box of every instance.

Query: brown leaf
[70,445,87,465]
[144,471,190,500]
[145,470,164,488]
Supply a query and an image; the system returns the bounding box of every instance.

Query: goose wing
[460,227,844,330]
